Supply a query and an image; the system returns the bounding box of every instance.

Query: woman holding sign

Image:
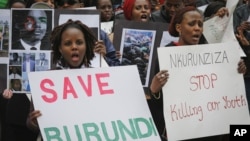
[150,6,247,141]
[26,19,97,138]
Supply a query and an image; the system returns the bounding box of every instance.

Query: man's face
[12,67,17,73]
[12,79,21,91]
[21,10,47,42]
[13,53,18,60]
[165,0,184,18]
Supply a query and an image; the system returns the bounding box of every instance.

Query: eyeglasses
[57,0,80,6]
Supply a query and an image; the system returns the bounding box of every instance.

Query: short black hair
[7,0,26,8]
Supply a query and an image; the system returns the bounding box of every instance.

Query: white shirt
[9,73,22,79]
[26,61,30,72]
[21,39,41,50]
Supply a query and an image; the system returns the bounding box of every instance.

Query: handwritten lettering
[170,51,229,68]
[223,95,247,109]
[207,101,220,111]
[208,25,221,41]
[170,102,203,121]
[190,73,217,91]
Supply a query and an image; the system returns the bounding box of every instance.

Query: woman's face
[98,0,113,22]
[131,0,151,22]
[59,27,87,68]
[177,10,203,45]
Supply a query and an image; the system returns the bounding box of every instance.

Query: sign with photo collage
[7,8,53,93]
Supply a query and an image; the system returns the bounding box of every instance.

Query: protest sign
[157,41,250,140]
[28,65,161,141]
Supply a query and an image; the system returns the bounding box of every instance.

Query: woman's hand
[94,40,107,56]
[215,7,229,18]
[239,21,250,31]
[2,89,13,99]
[238,59,247,74]
[236,26,250,46]
[28,110,42,128]
[150,70,169,94]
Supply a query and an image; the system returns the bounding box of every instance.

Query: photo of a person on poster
[35,52,49,71]
[9,52,22,65]
[11,9,52,50]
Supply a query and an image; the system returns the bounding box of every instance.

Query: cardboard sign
[28,66,161,141]
[157,41,250,140]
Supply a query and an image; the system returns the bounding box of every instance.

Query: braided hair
[50,19,97,67]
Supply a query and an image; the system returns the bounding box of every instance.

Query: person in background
[203,1,228,20]
[121,0,168,140]
[150,6,247,141]
[234,0,250,113]
[95,0,114,22]
[196,0,211,7]
[151,0,185,23]
[94,0,121,60]
[233,0,250,42]
[55,0,83,9]
[26,0,54,8]
[200,0,228,44]
[123,0,152,22]
[236,25,250,112]
[6,0,26,8]
[150,0,163,12]
[26,20,97,139]
[9,53,22,65]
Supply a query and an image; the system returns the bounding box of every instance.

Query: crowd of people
[0,0,249,141]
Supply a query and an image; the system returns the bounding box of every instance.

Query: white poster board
[203,0,245,57]
[157,41,250,141]
[28,66,161,141]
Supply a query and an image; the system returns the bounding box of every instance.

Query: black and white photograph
[35,52,49,71]
[0,9,10,51]
[9,52,22,65]
[11,9,53,51]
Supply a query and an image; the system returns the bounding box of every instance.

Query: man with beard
[11,9,51,50]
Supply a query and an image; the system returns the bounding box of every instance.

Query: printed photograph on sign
[8,51,51,93]
[0,9,10,51]
[120,28,156,86]
[11,9,53,51]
